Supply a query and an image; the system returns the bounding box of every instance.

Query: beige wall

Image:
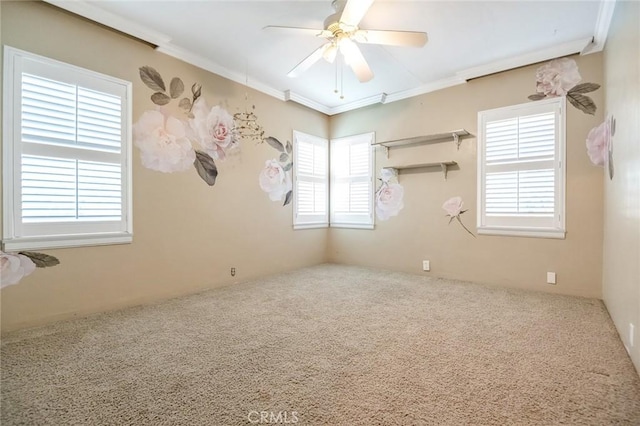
[0,1,328,332]
[602,0,640,372]
[0,1,613,333]
[329,53,605,298]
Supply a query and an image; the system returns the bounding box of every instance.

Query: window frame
[2,46,133,250]
[329,132,375,229]
[477,97,566,239]
[292,130,329,230]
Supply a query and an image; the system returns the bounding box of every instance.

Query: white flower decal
[189,99,238,161]
[376,183,405,221]
[1,252,36,288]
[535,58,582,97]
[134,110,195,173]
[586,118,611,167]
[259,159,292,202]
[443,196,475,237]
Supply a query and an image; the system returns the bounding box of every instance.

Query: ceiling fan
[264,0,428,83]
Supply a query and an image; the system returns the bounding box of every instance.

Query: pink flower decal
[133,110,195,173]
[1,252,36,288]
[586,118,611,167]
[259,159,292,202]
[189,99,238,160]
[442,196,475,237]
[535,58,581,97]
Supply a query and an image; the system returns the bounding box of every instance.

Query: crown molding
[581,0,616,55]
[44,0,172,46]
[456,37,593,82]
[42,0,615,118]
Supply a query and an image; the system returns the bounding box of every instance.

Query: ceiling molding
[283,91,332,115]
[44,0,172,46]
[155,44,286,103]
[581,0,616,55]
[382,76,468,105]
[43,0,611,117]
[456,37,593,82]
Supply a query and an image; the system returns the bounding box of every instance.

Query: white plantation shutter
[293,131,328,229]
[478,97,565,238]
[330,133,374,228]
[2,47,132,250]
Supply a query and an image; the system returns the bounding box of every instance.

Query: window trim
[292,130,329,230]
[2,46,133,250]
[329,132,375,230]
[476,97,566,239]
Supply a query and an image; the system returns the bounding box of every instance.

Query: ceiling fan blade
[340,0,375,27]
[287,43,331,78]
[353,29,428,47]
[339,39,373,83]
[263,26,331,38]
[323,44,338,63]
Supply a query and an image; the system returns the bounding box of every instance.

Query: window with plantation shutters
[477,97,565,238]
[330,133,374,229]
[293,131,328,229]
[2,47,132,250]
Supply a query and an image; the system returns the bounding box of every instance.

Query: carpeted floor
[1,264,639,425]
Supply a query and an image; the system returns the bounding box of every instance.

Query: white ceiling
[45,0,613,115]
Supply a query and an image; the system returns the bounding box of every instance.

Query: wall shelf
[383,161,458,180]
[373,129,471,157]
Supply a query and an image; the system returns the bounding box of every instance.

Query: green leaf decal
[283,190,293,206]
[179,98,191,110]
[265,136,285,152]
[568,82,600,94]
[283,162,293,172]
[285,140,292,154]
[567,92,597,115]
[151,92,171,106]
[528,93,546,101]
[279,153,289,163]
[139,66,166,92]
[170,77,185,99]
[19,251,60,268]
[193,150,218,186]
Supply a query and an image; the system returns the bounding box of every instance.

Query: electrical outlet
[231,267,236,277]
[422,260,430,271]
[630,323,635,347]
[546,272,556,284]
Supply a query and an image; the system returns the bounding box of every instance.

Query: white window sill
[330,223,374,230]
[477,227,566,239]
[293,223,329,230]
[2,232,133,251]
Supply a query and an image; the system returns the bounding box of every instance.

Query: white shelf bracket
[440,163,449,180]
[453,132,461,150]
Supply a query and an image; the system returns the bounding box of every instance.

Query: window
[293,131,328,229]
[330,132,374,229]
[477,97,565,238]
[2,46,133,250]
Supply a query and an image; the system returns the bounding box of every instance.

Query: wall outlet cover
[422,260,430,271]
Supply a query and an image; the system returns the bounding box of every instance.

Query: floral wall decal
[234,103,265,144]
[259,137,293,206]
[375,168,404,221]
[586,115,615,179]
[1,251,60,289]
[528,57,600,115]
[586,117,611,167]
[134,66,237,186]
[442,196,475,238]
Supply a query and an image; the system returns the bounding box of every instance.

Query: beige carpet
[2,264,639,425]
